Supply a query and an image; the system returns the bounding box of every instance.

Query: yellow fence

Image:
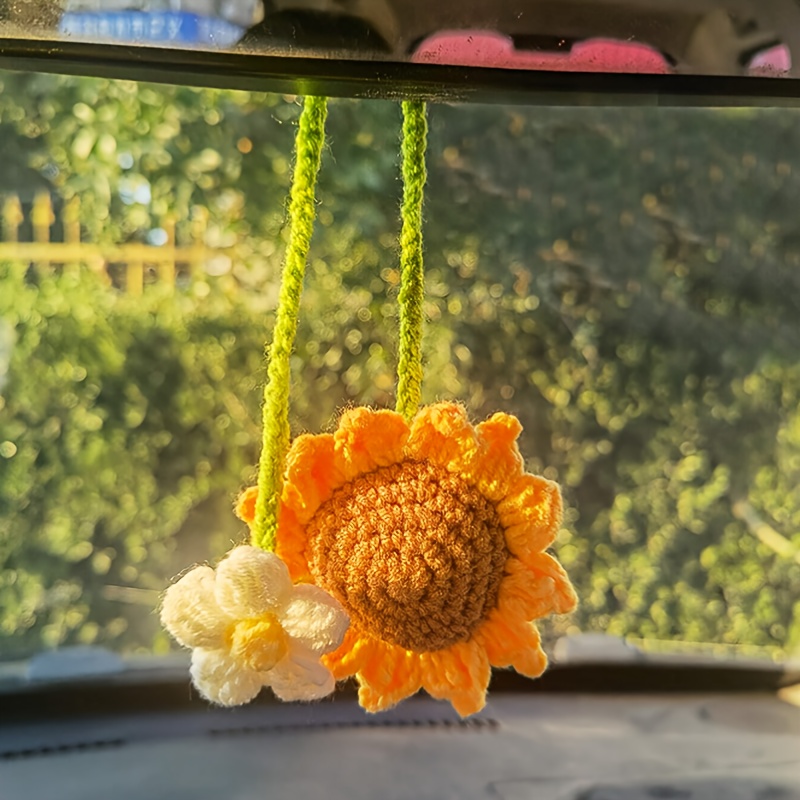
[0,191,231,296]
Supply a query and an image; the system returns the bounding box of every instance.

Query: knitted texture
[307,460,508,651]
[236,402,578,717]
[161,545,349,706]
[395,101,428,422]
[254,95,328,552]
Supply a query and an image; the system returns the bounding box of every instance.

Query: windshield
[0,0,796,78]
[1,68,799,675]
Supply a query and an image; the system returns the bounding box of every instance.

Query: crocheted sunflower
[237,401,577,716]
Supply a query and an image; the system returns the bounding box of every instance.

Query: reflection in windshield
[1,73,799,667]
[58,0,263,47]
[0,0,795,78]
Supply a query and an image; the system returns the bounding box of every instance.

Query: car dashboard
[2,658,800,800]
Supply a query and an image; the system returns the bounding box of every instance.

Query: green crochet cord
[395,100,429,422]
[253,95,328,552]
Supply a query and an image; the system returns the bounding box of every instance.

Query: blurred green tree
[1,73,799,657]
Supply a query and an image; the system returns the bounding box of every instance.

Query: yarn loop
[396,101,428,422]
[253,96,328,552]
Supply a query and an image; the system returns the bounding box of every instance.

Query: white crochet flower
[161,545,349,706]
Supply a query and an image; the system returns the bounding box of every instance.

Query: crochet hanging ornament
[162,97,577,717]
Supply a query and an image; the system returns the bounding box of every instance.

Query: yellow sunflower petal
[275,506,312,582]
[507,628,548,679]
[405,403,480,472]
[356,645,422,712]
[357,640,404,688]
[420,640,490,717]
[497,473,563,556]
[282,433,345,524]
[498,555,578,622]
[465,412,526,502]
[234,485,258,525]
[476,610,548,678]
[334,407,410,481]
[358,668,422,713]
[474,607,527,668]
[322,629,382,681]
[522,551,579,615]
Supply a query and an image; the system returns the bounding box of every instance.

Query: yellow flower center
[228,613,288,672]
[306,460,508,652]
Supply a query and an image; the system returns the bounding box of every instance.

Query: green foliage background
[2,72,800,659]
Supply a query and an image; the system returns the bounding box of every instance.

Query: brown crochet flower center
[305,460,509,652]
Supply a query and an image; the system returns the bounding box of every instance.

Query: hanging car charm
[161,96,577,717]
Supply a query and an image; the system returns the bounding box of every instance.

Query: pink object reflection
[413,30,671,73]
[748,44,791,75]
